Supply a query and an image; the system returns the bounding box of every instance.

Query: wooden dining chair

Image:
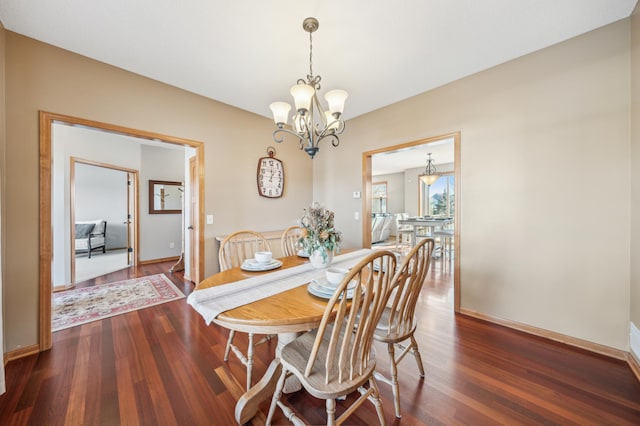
[218,230,274,390]
[266,250,397,426]
[280,225,301,257]
[218,229,272,271]
[373,237,435,418]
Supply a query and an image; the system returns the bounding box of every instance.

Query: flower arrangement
[298,203,342,259]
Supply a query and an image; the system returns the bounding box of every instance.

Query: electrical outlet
[354,211,360,220]
[207,214,214,225]
[169,242,175,249]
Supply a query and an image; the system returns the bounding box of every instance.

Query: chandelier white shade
[270,17,348,159]
[325,89,348,115]
[269,102,291,126]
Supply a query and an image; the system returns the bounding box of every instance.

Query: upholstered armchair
[75,220,107,258]
[371,214,394,243]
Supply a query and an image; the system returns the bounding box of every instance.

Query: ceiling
[0,0,636,123]
[1,1,636,174]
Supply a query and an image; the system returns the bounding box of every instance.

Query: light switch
[206,214,214,225]
[353,191,361,199]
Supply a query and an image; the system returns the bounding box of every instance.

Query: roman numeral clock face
[257,152,284,198]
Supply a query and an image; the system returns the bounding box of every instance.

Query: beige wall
[315,20,632,350]
[3,32,313,352]
[631,6,640,338]
[2,17,637,355]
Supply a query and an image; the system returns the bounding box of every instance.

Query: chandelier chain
[309,29,313,79]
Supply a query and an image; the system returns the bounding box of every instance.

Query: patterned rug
[52,274,185,331]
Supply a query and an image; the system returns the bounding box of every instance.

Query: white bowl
[326,267,349,286]
[254,251,273,264]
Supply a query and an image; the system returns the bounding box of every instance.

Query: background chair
[218,229,271,271]
[218,230,273,390]
[266,250,397,426]
[374,237,435,418]
[280,225,301,257]
[432,227,454,267]
[395,213,413,252]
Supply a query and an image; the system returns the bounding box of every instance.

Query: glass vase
[309,247,334,269]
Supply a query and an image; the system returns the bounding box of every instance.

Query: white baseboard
[631,321,640,363]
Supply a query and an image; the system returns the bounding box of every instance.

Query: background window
[419,173,454,217]
[372,181,388,214]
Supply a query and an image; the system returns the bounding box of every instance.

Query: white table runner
[187,249,372,325]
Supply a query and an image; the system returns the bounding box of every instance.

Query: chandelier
[269,17,348,159]
[419,153,439,186]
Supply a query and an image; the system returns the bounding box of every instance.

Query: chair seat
[374,308,417,344]
[75,236,105,251]
[281,328,377,400]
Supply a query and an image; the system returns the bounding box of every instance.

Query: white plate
[241,258,283,271]
[307,279,356,300]
[297,249,310,258]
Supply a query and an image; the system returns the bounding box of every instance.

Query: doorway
[69,160,137,287]
[362,132,461,312]
[39,111,205,350]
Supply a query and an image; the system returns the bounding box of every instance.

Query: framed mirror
[149,180,183,214]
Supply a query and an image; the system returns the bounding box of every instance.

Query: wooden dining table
[192,253,365,424]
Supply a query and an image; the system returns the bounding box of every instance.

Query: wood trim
[460,308,628,361]
[452,133,461,312]
[39,113,53,351]
[41,112,203,145]
[361,131,461,313]
[71,157,140,174]
[197,143,205,283]
[361,155,372,248]
[628,352,640,383]
[138,256,181,265]
[4,344,40,364]
[39,111,205,354]
[70,157,76,287]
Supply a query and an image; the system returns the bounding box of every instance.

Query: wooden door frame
[187,156,199,283]
[39,111,205,350]
[61,158,140,290]
[361,131,461,312]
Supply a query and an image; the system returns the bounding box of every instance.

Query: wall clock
[257,147,284,198]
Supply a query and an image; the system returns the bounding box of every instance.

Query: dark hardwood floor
[1,256,639,425]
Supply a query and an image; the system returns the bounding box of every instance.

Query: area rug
[52,274,185,331]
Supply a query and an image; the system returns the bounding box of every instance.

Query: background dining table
[398,217,453,246]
